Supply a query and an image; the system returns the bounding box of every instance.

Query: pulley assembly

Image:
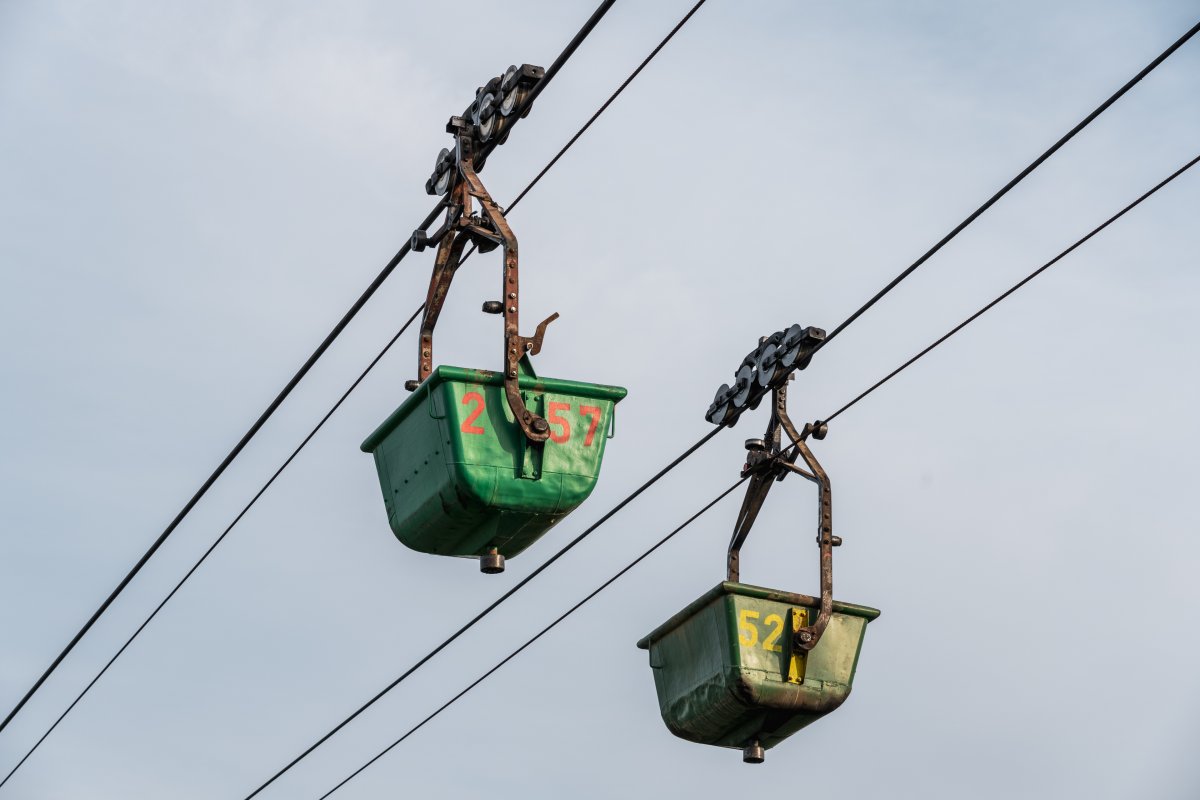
[638,328,879,762]
[361,64,626,574]
[705,323,826,428]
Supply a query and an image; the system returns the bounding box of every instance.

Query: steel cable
[0,309,424,789]
[816,18,1200,352]
[8,4,1191,793]
[7,0,708,785]
[316,475,749,799]
[241,427,721,799]
[819,152,1200,427]
[0,0,620,784]
[0,197,442,738]
[236,4,718,796]
[241,9,1200,794]
[0,0,625,744]
[309,149,1200,800]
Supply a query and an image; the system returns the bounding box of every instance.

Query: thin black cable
[821,152,1200,426]
[318,474,749,800]
[262,20,1193,792]
[0,0,619,785]
[309,149,1200,792]
[0,307,423,789]
[506,0,710,213]
[6,14,1192,750]
[495,0,616,146]
[0,0,621,741]
[0,199,442,738]
[818,19,1200,351]
[241,426,721,799]
[239,6,717,792]
[445,0,711,272]
[306,153,1200,796]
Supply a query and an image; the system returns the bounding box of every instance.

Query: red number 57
[546,403,603,446]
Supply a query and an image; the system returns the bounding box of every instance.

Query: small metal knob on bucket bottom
[480,550,505,574]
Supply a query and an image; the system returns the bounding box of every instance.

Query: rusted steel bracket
[413,119,555,442]
[725,381,838,653]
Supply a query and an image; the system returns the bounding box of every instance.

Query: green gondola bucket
[361,364,626,563]
[637,581,879,755]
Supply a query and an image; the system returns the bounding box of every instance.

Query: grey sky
[2,0,1198,797]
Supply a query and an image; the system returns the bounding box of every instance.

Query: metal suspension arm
[726,469,775,583]
[456,135,554,442]
[417,196,473,383]
[785,435,834,652]
[771,381,835,650]
[723,381,839,653]
[414,121,557,442]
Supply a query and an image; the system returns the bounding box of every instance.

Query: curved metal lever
[525,312,558,356]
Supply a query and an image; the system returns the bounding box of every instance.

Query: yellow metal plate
[787,607,809,684]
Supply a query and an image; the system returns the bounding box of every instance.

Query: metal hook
[525,312,559,356]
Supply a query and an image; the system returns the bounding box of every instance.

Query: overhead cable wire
[0,0,716,785]
[819,152,1200,426]
[504,0,710,213]
[240,426,722,799]
[317,475,750,799]
[0,307,424,789]
[421,0,714,286]
[237,4,718,796]
[241,10,1200,793]
[0,0,625,741]
[9,14,1195,749]
[374,0,706,369]
[816,18,1200,352]
[0,0,618,779]
[0,198,442,738]
[11,5,1185,791]
[313,150,1200,798]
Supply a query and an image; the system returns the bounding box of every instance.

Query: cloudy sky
[2,1,1198,797]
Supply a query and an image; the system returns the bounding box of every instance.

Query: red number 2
[579,405,602,446]
[460,392,486,434]
[547,402,572,443]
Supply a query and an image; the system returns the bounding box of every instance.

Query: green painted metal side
[636,581,880,751]
[361,365,626,559]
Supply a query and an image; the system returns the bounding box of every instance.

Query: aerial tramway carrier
[638,327,880,762]
[361,64,626,574]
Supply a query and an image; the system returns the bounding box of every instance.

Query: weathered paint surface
[637,582,879,751]
[361,364,626,559]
